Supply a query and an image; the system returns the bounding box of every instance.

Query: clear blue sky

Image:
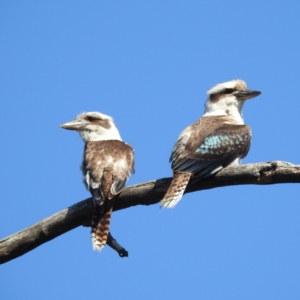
[1,1,300,299]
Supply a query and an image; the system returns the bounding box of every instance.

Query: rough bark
[1,161,299,264]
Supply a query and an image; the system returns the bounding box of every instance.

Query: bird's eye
[87,116,97,122]
[224,89,234,94]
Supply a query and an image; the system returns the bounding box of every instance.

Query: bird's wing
[171,124,251,178]
[110,144,135,196]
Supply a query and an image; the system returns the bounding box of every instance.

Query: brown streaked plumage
[60,112,135,251]
[161,79,261,208]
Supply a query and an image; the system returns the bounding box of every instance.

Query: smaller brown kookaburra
[161,79,261,209]
[60,112,135,251]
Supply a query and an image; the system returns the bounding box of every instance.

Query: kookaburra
[60,112,135,251]
[161,79,261,209]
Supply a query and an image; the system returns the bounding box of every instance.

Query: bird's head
[204,79,261,123]
[60,111,122,142]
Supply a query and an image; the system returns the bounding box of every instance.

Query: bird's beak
[60,119,88,130]
[236,89,261,100]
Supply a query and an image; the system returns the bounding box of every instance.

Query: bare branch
[1,161,299,264]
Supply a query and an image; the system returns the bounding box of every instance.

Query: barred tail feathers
[91,206,113,251]
[160,172,191,208]
[91,206,101,242]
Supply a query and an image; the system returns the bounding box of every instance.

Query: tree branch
[1,161,299,264]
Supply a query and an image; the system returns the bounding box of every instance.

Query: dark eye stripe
[223,89,234,94]
[86,116,98,122]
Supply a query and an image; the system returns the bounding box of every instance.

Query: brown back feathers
[83,140,135,251]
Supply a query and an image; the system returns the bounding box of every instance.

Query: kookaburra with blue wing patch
[60,112,135,251]
[161,79,261,208]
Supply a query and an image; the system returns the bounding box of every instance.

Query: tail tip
[91,234,105,251]
[160,197,179,209]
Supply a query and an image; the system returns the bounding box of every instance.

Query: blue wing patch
[195,134,248,155]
